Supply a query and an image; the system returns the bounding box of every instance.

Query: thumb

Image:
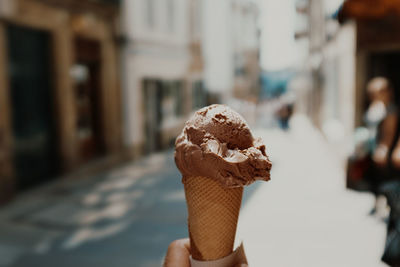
[235,264,248,267]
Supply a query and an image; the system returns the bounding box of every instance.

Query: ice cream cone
[176,105,271,260]
[184,175,243,261]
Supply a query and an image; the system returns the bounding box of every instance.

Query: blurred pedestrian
[366,77,398,168]
[362,77,400,267]
[275,93,295,130]
[363,77,398,215]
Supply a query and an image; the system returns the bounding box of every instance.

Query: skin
[373,113,397,168]
[164,239,191,267]
[164,238,248,267]
[392,145,400,168]
[367,77,392,106]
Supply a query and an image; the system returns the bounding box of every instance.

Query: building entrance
[7,24,58,190]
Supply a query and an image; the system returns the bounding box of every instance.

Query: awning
[339,0,400,21]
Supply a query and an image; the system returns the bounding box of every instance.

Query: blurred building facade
[232,0,260,100]
[121,0,205,155]
[297,0,400,144]
[121,0,261,156]
[202,0,260,102]
[321,0,356,141]
[292,0,356,142]
[0,0,122,202]
[0,0,262,202]
[339,0,400,128]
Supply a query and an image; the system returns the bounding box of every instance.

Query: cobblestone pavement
[0,115,388,267]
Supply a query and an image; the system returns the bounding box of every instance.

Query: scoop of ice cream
[175,104,272,188]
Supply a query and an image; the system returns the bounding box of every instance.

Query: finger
[164,238,191,267]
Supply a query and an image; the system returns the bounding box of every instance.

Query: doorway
[143,79,163,154]
[73,37,105,163]
[6,24,58,190]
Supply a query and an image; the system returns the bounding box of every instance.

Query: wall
[322,22,356,140]
[202,0,260,99]
[121,0,190,151]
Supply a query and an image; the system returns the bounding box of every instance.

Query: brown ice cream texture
[175,104,271,188]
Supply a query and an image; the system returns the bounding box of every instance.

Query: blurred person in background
[348,76,400,266]
[362,77,400,266]
[275,92,295,131]
[367,77,398,169]
[348,77,398,219]
[362,77,398,215]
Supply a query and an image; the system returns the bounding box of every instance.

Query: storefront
[0,0,122,202]
[340,0,400,126]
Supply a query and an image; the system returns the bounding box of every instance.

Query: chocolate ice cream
[175,104,271,188]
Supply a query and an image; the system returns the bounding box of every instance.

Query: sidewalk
[237,115,387,267]
[0,115,388,267]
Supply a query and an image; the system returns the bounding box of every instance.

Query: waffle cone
[184,176,243,261]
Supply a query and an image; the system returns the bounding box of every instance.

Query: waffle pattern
[184,176,243,261]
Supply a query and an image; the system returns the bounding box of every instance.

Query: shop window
[143,80,162,153]
[167,0,175,33]
[145,0,155,29]
[191,0,202,39]
[143,79,184,153]
[192,81,206,109]
[161,81,184,119]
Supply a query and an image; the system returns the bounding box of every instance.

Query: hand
[373,144,389,167]
[164,238,249,267]
[164,238,190,267]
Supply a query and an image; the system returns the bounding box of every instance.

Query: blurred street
[0,115,387,267]
[2,0,400,265]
